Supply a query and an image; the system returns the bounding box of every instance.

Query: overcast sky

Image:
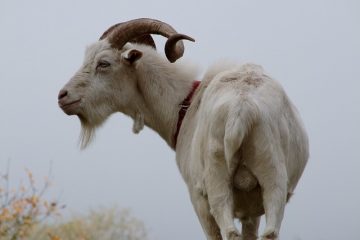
[1,0,359,239]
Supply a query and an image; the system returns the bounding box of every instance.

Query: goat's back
[176,63,308,218]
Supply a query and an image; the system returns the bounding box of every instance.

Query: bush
[0,166,61,240]
[29,207,148,240]
[0,165,147,240]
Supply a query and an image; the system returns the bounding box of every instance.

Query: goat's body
[177,63,308,239]
[60,37,309,239]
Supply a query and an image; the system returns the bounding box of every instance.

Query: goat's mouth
[59,99,81,115]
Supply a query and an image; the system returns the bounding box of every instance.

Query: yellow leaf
[48,232,62,240]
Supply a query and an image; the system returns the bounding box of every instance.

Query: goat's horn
[102,18,194,62]
[165,34,195,63]
[100,22,156,49]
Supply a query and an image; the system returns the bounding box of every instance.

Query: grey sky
[1,0,359,239]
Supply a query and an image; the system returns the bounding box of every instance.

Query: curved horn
[165,33,195,63]
[102,18,194,62]
[100,22,156,49]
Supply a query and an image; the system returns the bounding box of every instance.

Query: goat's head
[58,18,194,148]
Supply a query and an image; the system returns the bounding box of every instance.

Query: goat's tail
[223,99,259,173]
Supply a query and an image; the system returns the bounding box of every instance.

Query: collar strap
[173,81,201,148]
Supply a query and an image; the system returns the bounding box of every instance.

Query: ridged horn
[165,33,195,63]
[100,18,194,62]
[100,22,156,49]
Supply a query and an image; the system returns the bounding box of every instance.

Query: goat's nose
[58,89,68,100]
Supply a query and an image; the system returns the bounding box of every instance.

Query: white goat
[58,18,309,240]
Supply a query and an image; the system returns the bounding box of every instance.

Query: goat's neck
[135,61,197,149]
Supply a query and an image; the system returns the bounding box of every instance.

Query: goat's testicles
[234,165,258,191]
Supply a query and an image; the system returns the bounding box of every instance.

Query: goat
[58,18,309,240]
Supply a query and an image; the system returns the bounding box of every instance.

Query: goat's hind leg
[190,191,222,240]
[251,157,287,240]
[204,138,240,240]
[240,216,260,240]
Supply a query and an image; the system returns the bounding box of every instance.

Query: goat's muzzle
[58,89,81,115]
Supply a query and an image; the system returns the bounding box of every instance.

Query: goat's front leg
[190,191,222,240]
[204,139,240,240]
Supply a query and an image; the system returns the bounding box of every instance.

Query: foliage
[0,165,61,240]
[0,164,147,240]
[29,207,148,240]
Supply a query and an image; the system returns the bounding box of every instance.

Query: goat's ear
[122,49,143,65]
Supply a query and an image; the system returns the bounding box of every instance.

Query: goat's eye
[96,60,110,70]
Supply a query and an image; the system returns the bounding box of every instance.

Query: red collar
[173,81,201,148]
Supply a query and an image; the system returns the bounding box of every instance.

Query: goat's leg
[190,191,222,240]
[240,216,260,240]
[204,139,240,240]
[252,161,287,240]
